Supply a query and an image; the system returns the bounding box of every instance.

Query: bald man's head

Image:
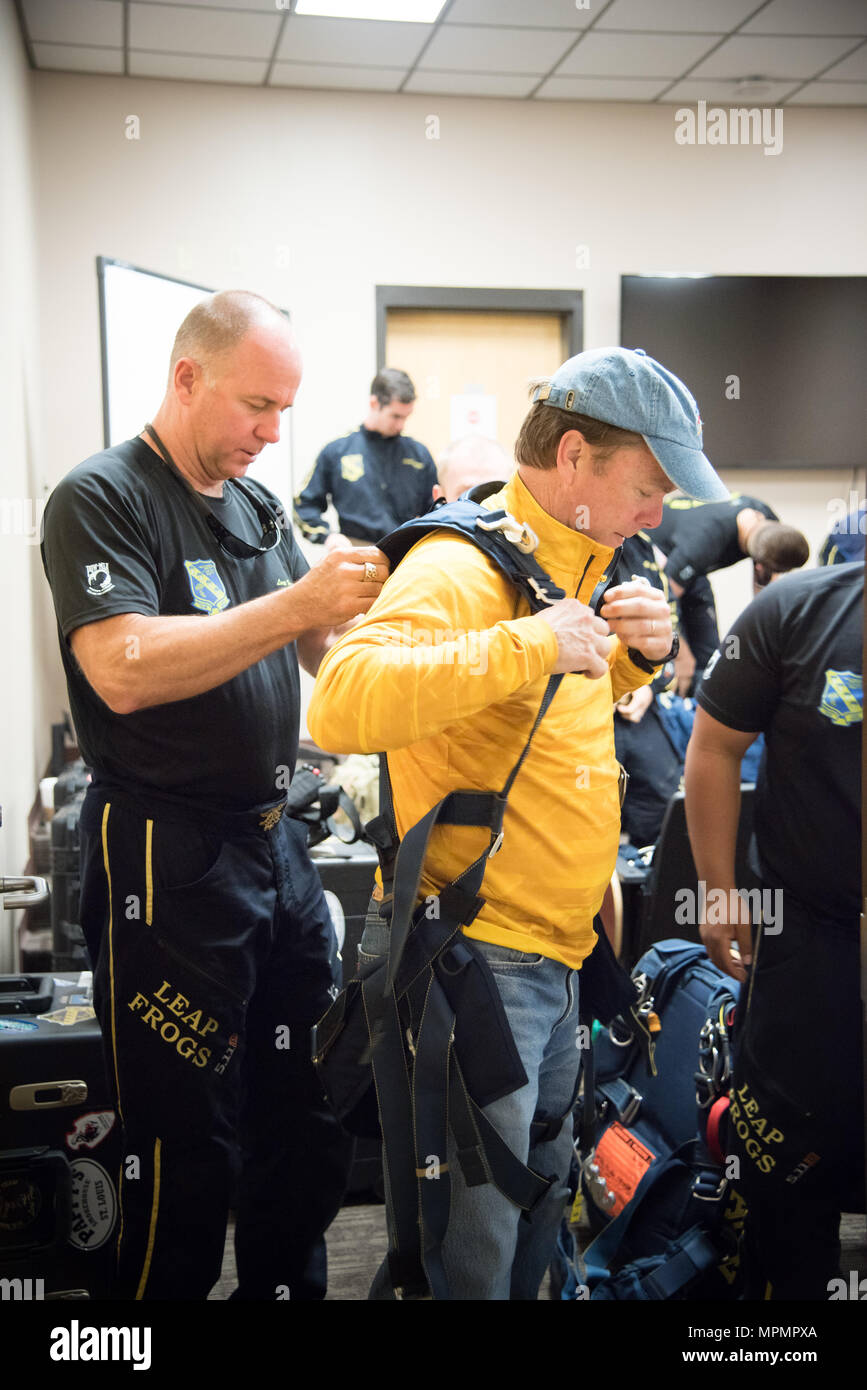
[437,435,512,503]
[169,290,292,386]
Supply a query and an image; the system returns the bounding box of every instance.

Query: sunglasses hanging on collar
[143,423,283,559]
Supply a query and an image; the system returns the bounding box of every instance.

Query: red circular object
[706,1095,729,1164]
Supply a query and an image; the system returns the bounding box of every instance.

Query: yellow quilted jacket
[307,473,655,968]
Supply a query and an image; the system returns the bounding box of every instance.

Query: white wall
[0,0,42,920]
[19,73,867,749]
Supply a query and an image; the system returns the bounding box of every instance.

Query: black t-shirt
[293,425,437,544]
[649,493,777,588]
[41,437,309,810]
[697,563,863,924]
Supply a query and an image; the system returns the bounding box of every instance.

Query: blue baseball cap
[531,346,728,502]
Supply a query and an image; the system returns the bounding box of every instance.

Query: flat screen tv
[620,275,867,471]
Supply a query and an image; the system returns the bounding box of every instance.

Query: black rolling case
[312,845,383,1200]
[50,791,89,970]
[312,842,379,988]
[0,972,120,1298]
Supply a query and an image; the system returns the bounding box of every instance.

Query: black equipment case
[0,972,120,1298]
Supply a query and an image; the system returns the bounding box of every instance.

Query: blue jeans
[360,914,581,1300]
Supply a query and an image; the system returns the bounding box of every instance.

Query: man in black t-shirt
[684,563,864,1299]
[650,492,809,596]
[293,368,437,548]
[41,290,390,1301]
[649,493,809,691]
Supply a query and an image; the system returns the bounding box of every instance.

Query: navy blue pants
[730,900,864,1300]
[78,783,352,1301]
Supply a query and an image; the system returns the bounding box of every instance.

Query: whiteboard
[97,257,294,505]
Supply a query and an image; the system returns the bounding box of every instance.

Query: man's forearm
[74,585,328,714]
[684,719,759,979]
[683,739,742,889]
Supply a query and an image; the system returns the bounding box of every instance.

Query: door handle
[1,877,50,910]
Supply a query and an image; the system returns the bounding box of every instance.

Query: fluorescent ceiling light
[637,272,713,279]
[294,1,445,20]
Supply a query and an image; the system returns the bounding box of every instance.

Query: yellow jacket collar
[491,472,616,600]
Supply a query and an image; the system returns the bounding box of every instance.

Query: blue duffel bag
[553,939,746,1301]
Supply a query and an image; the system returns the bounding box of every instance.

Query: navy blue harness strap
[383,673,563,998]
[412,975,455,1301]
[637,1227,718,1300]
[362,971,429,1299]
[448,1058,556,1212]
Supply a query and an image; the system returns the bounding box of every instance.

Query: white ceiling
[16,0,867,104]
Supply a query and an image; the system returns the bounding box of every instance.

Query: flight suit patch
[340,455,364,482]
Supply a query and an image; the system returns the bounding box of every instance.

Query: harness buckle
[488,830,505,857]
[619,1085,642,1127]
[693,1172,728,1203]
[526,575,559,607]
[477,512,539,555]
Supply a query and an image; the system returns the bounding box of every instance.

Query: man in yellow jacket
[308,346,728,1299]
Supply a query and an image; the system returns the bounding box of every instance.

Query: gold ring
[364,562,378,583]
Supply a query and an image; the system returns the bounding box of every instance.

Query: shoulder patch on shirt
[85,562,114,596]
[401,456,425,470]
[184,559,230,615]
[340,454,364,482]
[818,669,863,727]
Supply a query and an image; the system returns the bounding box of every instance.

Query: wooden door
[385,308,568,463]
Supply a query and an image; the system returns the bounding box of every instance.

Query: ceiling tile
[129,51,268,83]
[535,76,672,101]
[270,62,404,90]
[445,0,590,26]
[129,3,281,60]
[556,32,720,78]
[403,70,538,96]
[742,0,867,36]
[597,0,758,31]
[786,80,867,103]
[418,24,574,73]
[660,79,803,104]
[31,42,123,74]
[23,0,122,48]
[276,16,429,66]
[822,42,867,81]
[691,35,857,79]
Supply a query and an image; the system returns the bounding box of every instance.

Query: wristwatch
[626,633,680,674]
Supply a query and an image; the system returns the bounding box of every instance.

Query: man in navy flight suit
[294,368,437,550]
